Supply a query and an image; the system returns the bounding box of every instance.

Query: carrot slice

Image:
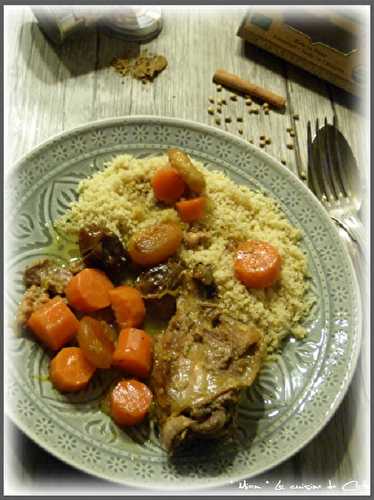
[152,167,186,204]
[109,286,146,328]
[176,197,206,223]
[27,297,79,351]
[49,347,96,392]
[110,379,153,426]
[65,268,114,313]
[112,327,152,378]
[234,240,282,288]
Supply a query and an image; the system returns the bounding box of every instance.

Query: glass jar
[32,6,163,45]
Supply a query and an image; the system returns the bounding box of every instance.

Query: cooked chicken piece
[24,259,73,295]
[150,280,265,452]
[17,285,51,325]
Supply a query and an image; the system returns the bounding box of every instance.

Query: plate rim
[5,115,362,490]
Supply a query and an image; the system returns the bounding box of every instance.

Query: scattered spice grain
[287,143,294,150]
[111,51,168,83]
[208,107,215,115]
[215,118,221,125]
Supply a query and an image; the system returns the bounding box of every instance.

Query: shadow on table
[240,41,362,114]
[20,21,141,83]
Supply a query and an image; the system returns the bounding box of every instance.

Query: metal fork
[307,116,366,281]
[307,116,366,252]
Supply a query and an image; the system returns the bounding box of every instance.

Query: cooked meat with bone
[24,259,73,295]
[150,280,264,452]
[17,285,52,325]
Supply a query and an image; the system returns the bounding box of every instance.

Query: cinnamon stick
[213,69,286,109]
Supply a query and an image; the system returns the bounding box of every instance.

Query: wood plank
[5,6,368,493]
[329,86,369,222]
[90,8,301,173]
[284,64,335,179]
[6,8,67,163]
[58,29,101,129]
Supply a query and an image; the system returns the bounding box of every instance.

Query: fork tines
[307,116,348,205]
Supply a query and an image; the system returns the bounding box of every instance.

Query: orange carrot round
[151,167,186,204]
[128,222,183,267]
[65,268,114,313]
[109,286,145,328]
[234,240,282,288]
[110,379,153,426]
[77,316,115,369]
[112,327,152,378]
[176,197,206,222]
[49,347,96,392]
[27,297,79,351]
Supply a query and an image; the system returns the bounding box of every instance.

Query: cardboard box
[237,8,365,95]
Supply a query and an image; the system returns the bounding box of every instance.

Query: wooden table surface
[5,6,369,495]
